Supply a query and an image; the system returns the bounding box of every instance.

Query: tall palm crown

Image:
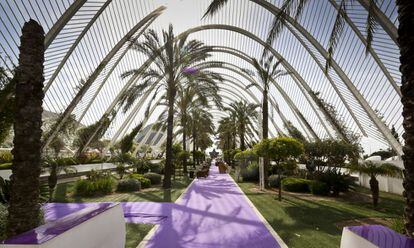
[217,115,237,151]
[226,100,259,151]
[244,55,289,139]
[120,24,214,189]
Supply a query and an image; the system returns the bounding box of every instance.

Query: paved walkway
[44,162,284,247]
[142,163,284,248]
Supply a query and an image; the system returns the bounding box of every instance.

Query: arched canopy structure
[0,0,402,155]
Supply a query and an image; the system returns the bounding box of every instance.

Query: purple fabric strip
[2,202,117,245]
[347,225,414,248]
[145,165,281,248]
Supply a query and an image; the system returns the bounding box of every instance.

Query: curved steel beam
[196,59,321,140]
[77,16,159,123]
[328,0,400,97]
[41,6,166,151]
[249,1,402,154]
[207,45,325,140]
[44,0,87,49]
[45,0,112,92]
[179,24,337,139]
[356,0,398,44]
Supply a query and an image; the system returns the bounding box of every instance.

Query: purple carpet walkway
[43,163,283,247]
[143,164,283,248]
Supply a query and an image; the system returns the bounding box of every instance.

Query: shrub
[0,151,12,163]
[75,177,114,197]
[268,174,285,188]
[241,163,259,182]
[0,163,12,170]
[116,179,141,192]
[148,161,164,174]
[310,180,329,196]
[144,172,162,185]
[315,170,356,196]
[129,174,151,188]
[0,204,7,240]
[281,178,311,193]
[116,164,126,179]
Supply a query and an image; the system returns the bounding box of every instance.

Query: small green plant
[144,173,162,185]
[0,176,10,203]
[116,179,141,192]
[390,218,405,234]
[129,174,151,188]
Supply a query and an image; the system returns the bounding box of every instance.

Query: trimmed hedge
[281,177,330,196]
[0,163,11,170]
[144,172,162,185]
[129,174,151,188]
[75,177,114,197]
[116,178,141,192]
[281,178,311,193]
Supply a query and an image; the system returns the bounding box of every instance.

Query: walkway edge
[137,178,196,248]
[229,175,289,248]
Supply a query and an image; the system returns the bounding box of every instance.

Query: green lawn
[237,181,404,248]
[125,223,154,248]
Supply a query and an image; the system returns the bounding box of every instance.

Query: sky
[0,0,401,155]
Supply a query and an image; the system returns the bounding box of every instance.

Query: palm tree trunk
[369,175,379,208]
[182,115,188,174]
[397,0,414,237]
[263,89,270,188]
[278,171,282,201]
[7,20,45,237]
[163,85,176,190]
[192,127,196,166]
[240,124,246,150]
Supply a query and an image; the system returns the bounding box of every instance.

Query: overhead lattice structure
[0,0,402,155]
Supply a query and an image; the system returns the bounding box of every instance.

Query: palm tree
[244,56,290,186]
[217,115,237,151]
[348,161,401,207]
[173,78,221,174]
[120,25,214,190]
[188,107,215,164]
[226,101,259,151]
[7,20,45,237]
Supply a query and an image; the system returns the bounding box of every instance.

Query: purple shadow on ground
[347,225,414,248]
[145,165,281,248]
[2,202,117,245]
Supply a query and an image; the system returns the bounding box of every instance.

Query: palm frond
[202,0,230,19]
